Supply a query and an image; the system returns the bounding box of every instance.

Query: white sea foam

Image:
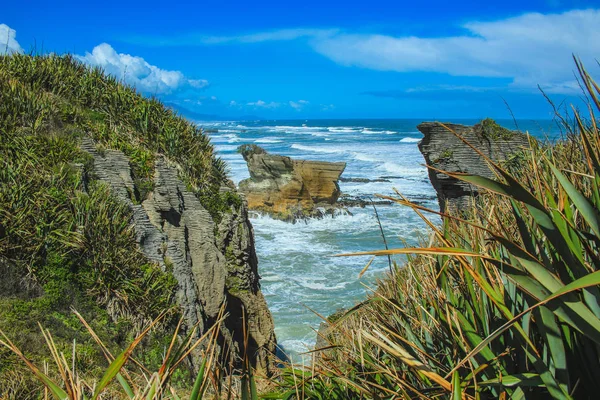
[278,339,314,355]
[214,145,239,151]
[352,152,381,162]
[290,144,345,154]
[297,280,350,291]
[360,129,398,135]
[255,137,283,143]
[381,162,425,177]
[328,127,359,133]
[208,120,442,359]
[400,137,422,143]
[361,128,381,134]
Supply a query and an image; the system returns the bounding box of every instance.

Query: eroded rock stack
[417,119,530,211]
[81,138,276,373]
[237,144,346,220]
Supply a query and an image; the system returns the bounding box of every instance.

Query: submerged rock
[339,177,391,183]
[81,138,276,373]
[237,144,347,221]
[417,119,530,211]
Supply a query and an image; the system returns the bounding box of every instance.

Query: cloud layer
[135,9,600,94]
[0,24,23,54]
[76,43,208,94]
[311,9,600,93]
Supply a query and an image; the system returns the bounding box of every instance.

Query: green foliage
[0,306,264,399]
[0,52,227,194]
[199,189,243,224]
[267,59,600,399]
[476,117,516,140]
[0,310,220,399]
[433,148,454,164]
[0,52,238,396]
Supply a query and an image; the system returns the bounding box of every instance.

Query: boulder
[237,145,346,220]
[417,119,530,211]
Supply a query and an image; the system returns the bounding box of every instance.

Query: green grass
[0,52,229,204]
[433,148,454,164]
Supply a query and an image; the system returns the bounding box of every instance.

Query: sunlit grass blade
[92,312,166,399]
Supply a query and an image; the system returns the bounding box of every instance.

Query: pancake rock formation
[81,138,276,373]
[417,119,530,211]
[237,144,346,220]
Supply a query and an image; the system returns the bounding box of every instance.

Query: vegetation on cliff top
[0,52,245,398]
[475,117,516,141]
[267,59,600,399]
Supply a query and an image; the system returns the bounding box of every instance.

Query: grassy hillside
[266,60,600,399]
[0,53,242,397]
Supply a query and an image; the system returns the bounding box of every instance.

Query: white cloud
[311,9,600,93]
[76,43,208,94]
[289,100,309,110]
[122,9,600,94]
[200,28,337,44]
[135,28,338,47]
[0,24,23,54]
[246,100,280,108]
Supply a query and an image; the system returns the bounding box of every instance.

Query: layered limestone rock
[237,144,346,220]
[80,138,276,372]
[417,119,530,211]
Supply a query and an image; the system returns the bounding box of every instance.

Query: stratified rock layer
[237,145,346,219]
[81,138,276,372]
[417,120,530,211]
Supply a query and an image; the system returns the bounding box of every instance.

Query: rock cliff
[237,145,346,220]
[81,138,276,372]
[417,119,530,211]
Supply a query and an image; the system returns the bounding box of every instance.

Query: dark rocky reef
[237,144,347,221]
[417,119,530,211]
[81,138,276,372]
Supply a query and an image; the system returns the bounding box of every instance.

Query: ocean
[204,119,561,358]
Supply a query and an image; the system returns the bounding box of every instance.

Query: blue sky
[2,1,599,119]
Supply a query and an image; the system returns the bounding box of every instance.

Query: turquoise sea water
[204,119,561,357]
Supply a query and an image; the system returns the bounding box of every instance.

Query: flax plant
[266,58,600,399]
